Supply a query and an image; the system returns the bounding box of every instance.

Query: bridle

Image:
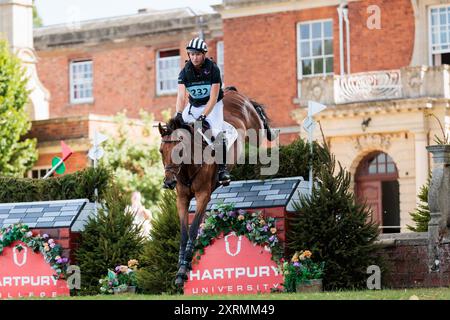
[160,129,204,187]
[161,136,183,177]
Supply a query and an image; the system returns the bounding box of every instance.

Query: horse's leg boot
[217,134,231,185]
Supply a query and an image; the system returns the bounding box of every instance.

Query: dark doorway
[381,180,400,233]
[355,152,401,233]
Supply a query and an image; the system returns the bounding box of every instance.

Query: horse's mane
[166,117,194,135]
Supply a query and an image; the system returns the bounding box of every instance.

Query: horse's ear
[158,123,165,136]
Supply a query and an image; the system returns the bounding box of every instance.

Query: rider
[175,37,231,184]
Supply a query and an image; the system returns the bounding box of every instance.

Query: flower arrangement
[282,250,325,292]
[99,259,139,294]
[0,223,69,279]
[194,202,282,262]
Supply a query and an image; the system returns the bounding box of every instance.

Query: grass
[17,287,450,300]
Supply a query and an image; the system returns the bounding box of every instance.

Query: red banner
[0,241,69,299]
[184,233,283,295]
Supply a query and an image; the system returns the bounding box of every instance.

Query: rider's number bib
[188,84,211,99]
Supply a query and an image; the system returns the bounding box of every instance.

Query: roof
[188,176,309,212]
[0,199,94,231]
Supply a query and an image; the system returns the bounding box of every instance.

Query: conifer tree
[136,190,180,295]
[287,145,382,290]
[75,185,144,295]
[407,179,430,232]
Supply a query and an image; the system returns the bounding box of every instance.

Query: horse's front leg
[175,189,191,287]
[183,192,211,269]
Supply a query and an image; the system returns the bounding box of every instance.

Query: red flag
[61,141,73,161]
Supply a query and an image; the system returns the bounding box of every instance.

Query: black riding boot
[217,135,231,185]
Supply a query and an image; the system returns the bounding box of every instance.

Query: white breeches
[181,100,224,138]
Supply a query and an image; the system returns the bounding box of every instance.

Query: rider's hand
[175,112,184,124]
[196,114,210,132]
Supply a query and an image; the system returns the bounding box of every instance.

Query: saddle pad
[222,121,238,151]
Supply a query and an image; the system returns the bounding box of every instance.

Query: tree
[136,190,180,295]
[287,145,382,291]
[33,1,43,28]
[100,110,164,211]
[407,179,430,232]
[74,185,144,295]
[0,39,37,177]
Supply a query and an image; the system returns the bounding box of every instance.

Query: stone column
[415,131,429,195]
[427,145,450,271]
[0,0,49,120]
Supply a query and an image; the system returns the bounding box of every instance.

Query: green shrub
[287,145,383,291]
[231,138,328,180]
[0,166,111,203]
[74,185,144,295]
[407,178,430,232]
[136,190,180,295]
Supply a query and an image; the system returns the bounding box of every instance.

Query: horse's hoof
[175,276,185,287]
[220,179,231,186]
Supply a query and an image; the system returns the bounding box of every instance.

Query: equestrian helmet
[186,38,208,53]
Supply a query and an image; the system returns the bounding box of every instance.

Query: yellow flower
[303,250,312,258]
[128,259,139,268]
[55,256,61,260]
[238,215,245,221]
[44,246,50,252]
[259,219,266,226]
[291,251,299,262]
[200,223,206,229]
[270,228,277,234]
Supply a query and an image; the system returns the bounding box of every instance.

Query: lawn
[20,287,450,300]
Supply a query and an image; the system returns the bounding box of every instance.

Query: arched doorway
[355,151,400,233]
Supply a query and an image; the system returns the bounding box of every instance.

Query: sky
[34,0,222,26]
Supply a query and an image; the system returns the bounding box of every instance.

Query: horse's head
[158,117,193,190]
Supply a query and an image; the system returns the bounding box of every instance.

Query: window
[217,41,224,82]
[430,6,450,65]
[366,153,397,175]
[157,49,180,95]
[70,60,93,104]
[297,20,333,77]
[27,167,52,179]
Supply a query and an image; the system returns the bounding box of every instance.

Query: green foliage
[136,190,180,295]
[427,114,450,145]
[99,264,138,294]
[0,39,38,177]
[32,1,43,28]
[75,185,144,295]
[100,110,163,211]
[287,145,382,291]
[194,203,282,262]
[407,179,430,232]
[0,223,69,279]
[282,250,325,292]
[0,166,111,203]
[231,138,328,180]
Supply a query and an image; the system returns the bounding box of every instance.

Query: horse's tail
[249,99,277,142]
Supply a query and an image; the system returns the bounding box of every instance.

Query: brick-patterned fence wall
[376,233,450,288]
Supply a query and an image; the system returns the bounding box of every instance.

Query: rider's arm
[202,83,220,117]
[175,84,186,113]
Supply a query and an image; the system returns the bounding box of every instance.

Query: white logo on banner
[13,246,27,267]
[224,233,242,257]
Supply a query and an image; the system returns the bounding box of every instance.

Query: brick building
[26,0,450,232]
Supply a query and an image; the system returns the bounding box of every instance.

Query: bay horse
[157,87,276,287]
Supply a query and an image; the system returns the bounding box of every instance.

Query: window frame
[156,48,180,96]
[69,60,94,104]
[296,19,334,79]
[27,166,52,179]
[428,4,450,65]
[217,41,225,82]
